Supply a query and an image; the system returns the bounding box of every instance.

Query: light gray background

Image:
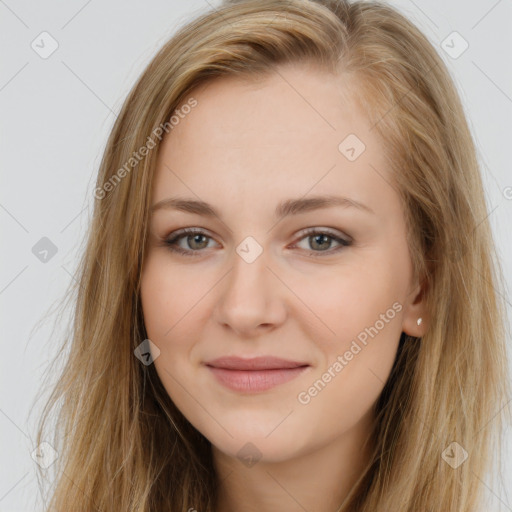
[1,1,511,510]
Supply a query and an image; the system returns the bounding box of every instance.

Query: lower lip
[206,366,310,393]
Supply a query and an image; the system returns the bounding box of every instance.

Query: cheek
[291,257,404,345]
[140,253,206,340]
[295,271,403,431]
[292,254,404,400]
[140,258,172,339]
[140,255,201,402]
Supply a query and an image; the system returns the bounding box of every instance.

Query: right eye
[163,228,219,256]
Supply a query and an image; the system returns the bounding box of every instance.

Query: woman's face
[140,63,426,463]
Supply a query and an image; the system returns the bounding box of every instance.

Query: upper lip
[204,356,310,371]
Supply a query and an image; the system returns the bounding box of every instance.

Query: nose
[213,245,287,338]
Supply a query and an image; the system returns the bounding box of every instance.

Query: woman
[35,0,511,510]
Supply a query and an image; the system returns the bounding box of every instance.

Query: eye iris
[310,234,331,251]
[187,234,208,250]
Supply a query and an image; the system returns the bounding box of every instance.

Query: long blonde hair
[34,0,511,510]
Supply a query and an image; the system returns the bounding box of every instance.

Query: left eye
[163,227,351,257]
[292,229,352,255]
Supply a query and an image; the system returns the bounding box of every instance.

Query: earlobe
[401,280,428,337]
[402,310,428,338]
[402,313,428,338]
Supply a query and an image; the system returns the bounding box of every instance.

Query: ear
[401,276,429,337]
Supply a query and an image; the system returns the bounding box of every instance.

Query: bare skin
[140,62,428,512]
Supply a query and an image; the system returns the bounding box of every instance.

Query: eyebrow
[150,194,375,219]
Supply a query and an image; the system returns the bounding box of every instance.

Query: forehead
[169,64,363,148]
[152,63,397,218]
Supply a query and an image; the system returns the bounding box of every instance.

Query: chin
[211,435,305,465]
[203,419,312,465]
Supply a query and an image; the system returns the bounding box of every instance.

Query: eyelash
[162,227,352,258]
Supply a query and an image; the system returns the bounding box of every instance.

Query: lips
[204,356,309,371]
[204,356,311,392]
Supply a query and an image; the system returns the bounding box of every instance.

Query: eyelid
[292,226,352,244]
[164,227,220,256]
[165,226,351,243]
[163,226,352,257]
[167,226,217,242]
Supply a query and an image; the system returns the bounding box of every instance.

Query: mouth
[203,356,311,393]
